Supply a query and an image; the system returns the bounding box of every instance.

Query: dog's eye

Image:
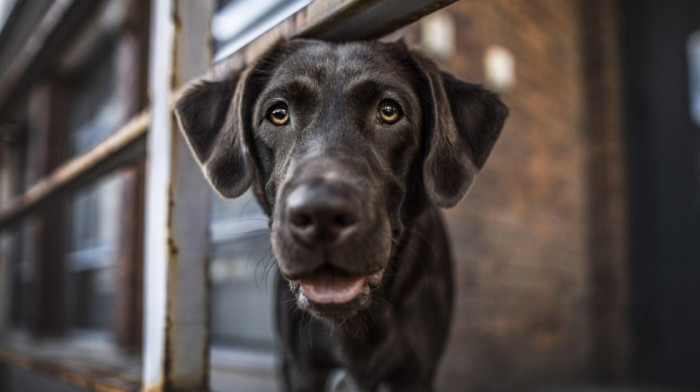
[268,103,290,126]
[378,100,401,124]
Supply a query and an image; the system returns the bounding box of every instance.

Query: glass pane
[211,187,266,224]
[63,172,125,331]
[209,190,275,348]
[66,43,125,157]
[210,234,275,347]
[212,0,314,60]
[63,268,115,330]
[7,218,35,328]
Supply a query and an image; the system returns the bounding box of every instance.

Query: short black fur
[175,39,508,392]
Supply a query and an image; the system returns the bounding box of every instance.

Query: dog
[175,39,507,392]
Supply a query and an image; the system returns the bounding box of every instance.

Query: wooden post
[142,0,215,390]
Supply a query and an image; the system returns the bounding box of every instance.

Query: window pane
[212,0,313,60]
[210,234,275,347]
[65,41,126,157]
[63,172,125,331]
[210,190,275,348]
[7,219,35,328]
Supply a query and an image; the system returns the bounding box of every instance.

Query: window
[0,1,149,388]
[0,1,457,390]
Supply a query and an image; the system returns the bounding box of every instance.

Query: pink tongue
[300,274,365,304]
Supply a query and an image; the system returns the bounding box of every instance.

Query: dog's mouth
[288,266,384,319]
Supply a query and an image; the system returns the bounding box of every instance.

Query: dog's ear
[410,51,508,208]
[175,70,253,198]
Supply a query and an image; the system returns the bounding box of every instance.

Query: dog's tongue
[300,274,365,304]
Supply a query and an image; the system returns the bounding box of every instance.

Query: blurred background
[0,0,698,391]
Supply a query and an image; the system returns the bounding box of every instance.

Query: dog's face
[176,39,507,320]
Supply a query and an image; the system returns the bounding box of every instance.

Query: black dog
[175,39,507,392]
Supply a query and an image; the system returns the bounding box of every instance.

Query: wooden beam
[141,1,214,391]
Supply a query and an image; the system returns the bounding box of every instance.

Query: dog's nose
[286,183,360,246]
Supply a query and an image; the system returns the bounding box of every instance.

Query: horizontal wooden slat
[0,111,149,228]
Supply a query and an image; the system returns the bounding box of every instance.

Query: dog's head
[176,39,507,320]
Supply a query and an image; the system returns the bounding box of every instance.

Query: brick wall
[407,1,628,390]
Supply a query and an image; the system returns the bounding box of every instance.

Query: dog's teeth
[297,292,309,308]
[368,270,384,285]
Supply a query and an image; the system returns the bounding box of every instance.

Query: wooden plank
[141,1,214,391]
[0,112,148,228]
[141,2,175,389]
[25,71,66,338]
[115,162,146,350]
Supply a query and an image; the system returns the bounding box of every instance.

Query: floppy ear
[412,52,508,207]
[174,70,253,198]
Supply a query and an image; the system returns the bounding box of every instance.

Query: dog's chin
[288,268,384,321]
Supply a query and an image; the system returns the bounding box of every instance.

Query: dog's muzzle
[273,175,390,317]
